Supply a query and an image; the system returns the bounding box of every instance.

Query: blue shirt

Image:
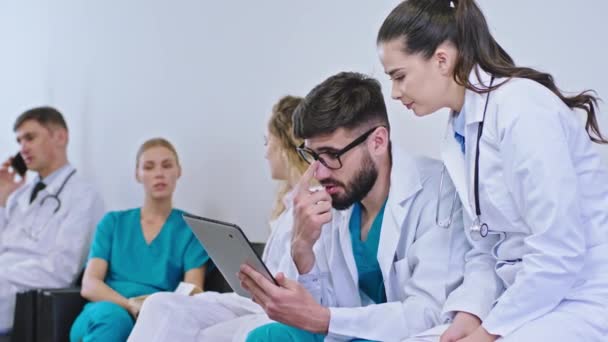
[349,201,388,304]
[453,111,466,154]
[88,208,209,298]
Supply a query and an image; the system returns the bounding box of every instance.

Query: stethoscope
[38,169,77,213]
[437,77,502,241]
[23,169,77,240]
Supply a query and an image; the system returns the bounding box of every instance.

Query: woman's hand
[127,296,147,318]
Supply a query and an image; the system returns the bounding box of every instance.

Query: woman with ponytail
[378,1,608,341]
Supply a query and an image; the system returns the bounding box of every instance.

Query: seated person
[69,138,209,342]
[240,72,470,342]
[128,95,309,342]
[0,107,104,334]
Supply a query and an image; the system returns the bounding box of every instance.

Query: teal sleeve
[183,234,209,272]
[88,212,115,262]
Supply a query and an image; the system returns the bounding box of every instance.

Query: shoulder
[492,77,569,126]
[168,208,196,234]
[101,208,139,226]
[410,155,445,191]
[65,173,104,202]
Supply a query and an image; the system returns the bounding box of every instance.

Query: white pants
[127,291,273,342]
[404,300,608,342]
[0,277,17,333]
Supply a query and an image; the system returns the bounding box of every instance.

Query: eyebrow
[16,132,35,143]
[313,146,340,153]
[385,68,402,77]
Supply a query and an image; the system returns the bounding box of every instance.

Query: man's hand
[440,312,482,342]
[239,264,330,334]
[0,158,26,206]
[291,161,332,274]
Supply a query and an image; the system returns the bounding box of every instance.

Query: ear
[434,42,457,77]
[50,127,68,147]
[368,126,390,156]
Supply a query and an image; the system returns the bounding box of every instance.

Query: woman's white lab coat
[440,68,608,339]
[294,147,469,342]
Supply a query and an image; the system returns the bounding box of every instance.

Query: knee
[91,301,134,330]
[71,301,134,341]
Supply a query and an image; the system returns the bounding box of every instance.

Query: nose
[153,168,165,178]
[391,80,402,100]
[314,162,332,181]
[19,141,30,155]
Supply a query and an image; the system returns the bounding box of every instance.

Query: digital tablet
[182,213,277,298]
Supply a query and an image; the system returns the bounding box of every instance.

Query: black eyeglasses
[297,126,384,170]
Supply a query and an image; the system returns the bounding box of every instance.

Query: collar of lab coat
[440,67,496,219]
[335,144,422,289]
[379,144,423,285]
[334,144,422,222]
[462,66,495,125]
[16,164,76,210]
[282,188,296,210]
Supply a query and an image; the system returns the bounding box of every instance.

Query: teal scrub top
[349,200,388,304]
[88,208,209,298]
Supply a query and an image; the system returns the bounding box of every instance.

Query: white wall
[1,0,607,241]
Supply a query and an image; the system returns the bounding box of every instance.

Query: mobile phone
[11,152,27,177]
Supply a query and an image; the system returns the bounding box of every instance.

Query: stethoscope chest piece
[469,216,489,241]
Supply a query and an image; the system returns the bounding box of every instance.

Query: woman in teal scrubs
[70,138,209,342]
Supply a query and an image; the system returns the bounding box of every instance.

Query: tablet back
[183,213,276,298]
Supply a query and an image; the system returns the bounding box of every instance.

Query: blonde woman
[128,95,307,342]
[70,138,209,342]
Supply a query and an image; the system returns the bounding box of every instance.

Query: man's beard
[322,152,378,210]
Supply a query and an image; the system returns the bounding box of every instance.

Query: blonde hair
[136,137,180,168]
[268,96,308,219]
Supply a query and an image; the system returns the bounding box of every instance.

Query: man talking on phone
[0,107,104,334]
[239,72,470,342]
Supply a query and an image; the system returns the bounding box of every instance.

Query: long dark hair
[377,0,606,143]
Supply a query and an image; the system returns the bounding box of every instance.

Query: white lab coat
[0,164,105,331]
[127,191,300,342]
[293,147,469,342]
[435,68,608,340]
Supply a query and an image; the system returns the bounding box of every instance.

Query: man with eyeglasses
[239,72,469,342]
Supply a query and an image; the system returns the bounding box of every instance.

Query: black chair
[10,242,266,342]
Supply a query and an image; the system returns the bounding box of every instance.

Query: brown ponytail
[378,0,606,143]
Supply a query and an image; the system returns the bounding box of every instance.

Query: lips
[404,101,414,110]
[321,182,341,195]
[153,183,167,190]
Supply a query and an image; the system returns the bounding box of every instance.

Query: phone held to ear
[10,152,27,177]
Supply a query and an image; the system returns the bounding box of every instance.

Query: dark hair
[377,0,606,143]
[13,106,68,132]
[293,72,390,139]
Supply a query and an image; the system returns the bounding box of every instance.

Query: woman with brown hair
[377,1,608,341]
